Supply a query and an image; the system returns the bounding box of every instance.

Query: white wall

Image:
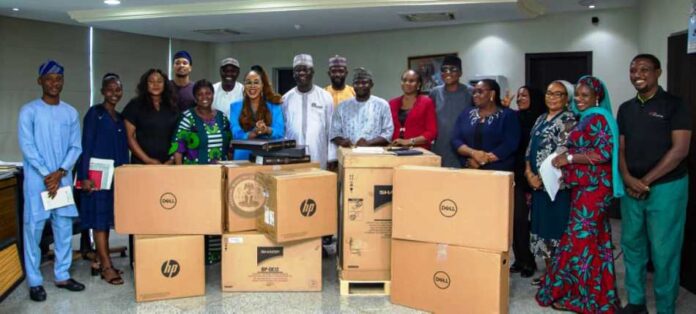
[212,7,639,112]
[638,0,693,86]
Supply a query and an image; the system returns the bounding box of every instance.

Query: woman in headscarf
[510,85,545,278]
[229,65,284,160]
[525,81,577,285]
[536,76,624,313]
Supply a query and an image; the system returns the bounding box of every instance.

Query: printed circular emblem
[230,174,267,214]
[161,260,180,278]
[433,271,451,289]
[300,199,317,217]
[439,199,457,217]
[160,193,177,210]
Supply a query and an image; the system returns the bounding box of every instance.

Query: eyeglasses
[472,88,490,95]
[440,66,460,73]
[545,91,567,98]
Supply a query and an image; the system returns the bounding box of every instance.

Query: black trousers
[512,183,535,268]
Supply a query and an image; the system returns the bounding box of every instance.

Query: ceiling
[0,0,637,43]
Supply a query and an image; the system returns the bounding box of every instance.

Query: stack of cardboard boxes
[336,148,440,289]
[390,165,514,313]
[114,161,336,301]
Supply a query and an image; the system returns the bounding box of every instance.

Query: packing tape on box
[227,237,244,244]
[437,244,448,262]
[264,206,275,226]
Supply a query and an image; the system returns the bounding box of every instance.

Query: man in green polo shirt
[617,54,692,314]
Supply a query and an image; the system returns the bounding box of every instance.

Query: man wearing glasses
[429,55,473,167]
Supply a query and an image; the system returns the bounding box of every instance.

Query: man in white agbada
[330,67,393,148]
[282,54,336,169]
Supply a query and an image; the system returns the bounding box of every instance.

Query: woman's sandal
[100,267,124,285]
[91,262,123,276]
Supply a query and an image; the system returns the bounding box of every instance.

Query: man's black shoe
[55,278,85,292]
[618,303,648,314]
[29,286,46,302]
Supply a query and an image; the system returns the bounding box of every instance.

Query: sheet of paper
[351,147,384,154]
[539,152,562,201]
[41,186,75,211]
[90,158,115,190]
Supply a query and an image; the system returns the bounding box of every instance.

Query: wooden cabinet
[0,177,18,244]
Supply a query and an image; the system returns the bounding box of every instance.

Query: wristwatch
[566,154,574,164]
[58,168,67,176]
[409,138,416,146]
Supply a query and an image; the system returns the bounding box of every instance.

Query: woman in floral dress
[536,76,625,313]
[170,79,232,164]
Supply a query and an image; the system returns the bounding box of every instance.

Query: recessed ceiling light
[589,4,596,9]
[104,0,121,5]
[12,8,19,11]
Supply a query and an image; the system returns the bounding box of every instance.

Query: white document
[41,186,75,211]
[90,158,115,190]
[539,152,563,201]
[351,147,384,154]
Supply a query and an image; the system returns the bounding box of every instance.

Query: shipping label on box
[224,162,319,232]
[392,166,513,252]
[221,233,321,292]
[337,148,441,275]
[255,169,337,243]
[134,235,205,302]
[115,165,224,235]
[391,239,509,314]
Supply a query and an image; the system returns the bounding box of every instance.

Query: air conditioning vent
[193,28,244,36]
[401,12,455,23]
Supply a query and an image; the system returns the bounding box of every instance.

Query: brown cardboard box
[134,235,204,302]
[221,232,321,292]
[392,166,513,252]
[337,148,440,279]
[223,161,319,232]
[391,239,509,314]
[115,165,224,235]
[256,169,337,243]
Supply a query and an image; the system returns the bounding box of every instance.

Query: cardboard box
[256,169,337,243]
[223,161,319,232]
[392,166,513,252]
[337,148,440,278]
[221,232,321,292]
[134,235,204,302]
[115,165,224,235]
[391,239,509,314]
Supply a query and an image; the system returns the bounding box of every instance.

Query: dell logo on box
[439,199,457,217]
[300,199,317,217]
[433,271,451,289]
[160,193,177,210]
[161,260,180,278]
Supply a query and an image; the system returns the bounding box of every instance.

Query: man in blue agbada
[18,60,84,302]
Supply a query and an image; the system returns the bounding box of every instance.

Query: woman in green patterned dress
[170,79,232,164]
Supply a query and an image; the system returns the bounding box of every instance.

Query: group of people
[18,51,690,314]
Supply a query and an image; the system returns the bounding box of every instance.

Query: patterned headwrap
[173,50,192,65]
[38,60,64,76]
[293,54,314,68]
[577,76,605,102]
[328,55,347,68]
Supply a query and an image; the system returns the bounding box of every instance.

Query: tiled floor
[3,219,696,313]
